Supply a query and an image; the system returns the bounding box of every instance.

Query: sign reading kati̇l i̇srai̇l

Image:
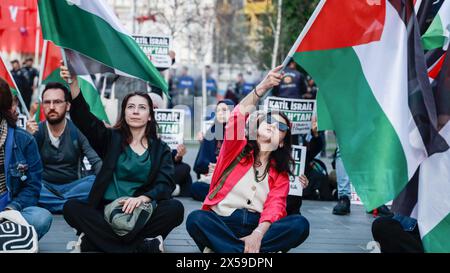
[264,96,316,135]
[132,35,172,69]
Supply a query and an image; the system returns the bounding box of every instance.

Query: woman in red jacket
[186,66,310,253]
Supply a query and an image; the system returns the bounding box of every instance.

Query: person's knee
[186,210,208,233]
[176,163,191,177]
[22,207,53,239]
[293,215,310,236]
[162,199,185,226]
[372,216,394,241]
[191,183,209,201]
[62,199,85,222]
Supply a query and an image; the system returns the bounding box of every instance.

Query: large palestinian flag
[290,0,448,212]
[38,0,168,95]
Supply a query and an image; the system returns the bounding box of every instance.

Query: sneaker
[332,195,351,215]
[67,232,85,253]
[137,235,164,253]
[172,184,181,197]
[203,247,214,253]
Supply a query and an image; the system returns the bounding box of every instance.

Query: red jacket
[202,105,289,224]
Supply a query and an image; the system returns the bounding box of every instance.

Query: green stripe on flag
[422,15,445,50]
[294,47,409,210]
[10,88,18,96]
[422,213,450,253]
[78,76,110,124]
[42,69,68,86]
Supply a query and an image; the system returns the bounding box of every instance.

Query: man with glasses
[26,83,102,213]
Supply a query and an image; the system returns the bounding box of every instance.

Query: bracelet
[254,89,263,98]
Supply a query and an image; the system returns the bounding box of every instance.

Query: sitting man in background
[26,83,102,213]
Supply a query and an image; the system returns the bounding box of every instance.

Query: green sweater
[104,146,151,201]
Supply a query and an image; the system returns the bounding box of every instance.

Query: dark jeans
[174,161,193,197]
[63,199,184,253]
[186,209,310,253]
[191,182,210,202]
[372,216,424,253]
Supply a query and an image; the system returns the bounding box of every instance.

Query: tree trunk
[271,0,283,68]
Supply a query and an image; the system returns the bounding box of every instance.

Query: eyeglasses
[42,99,66,106]
[265,115,289,132]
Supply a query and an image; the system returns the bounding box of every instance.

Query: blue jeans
[190,182,210,202]
[21,206,53,240]
[186,209,310,253]
[336,155,351,198]
[39,175,95,213]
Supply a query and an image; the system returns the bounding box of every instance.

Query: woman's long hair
[243,111,294,175]
[114,92,158,148]
[0,77,17,128]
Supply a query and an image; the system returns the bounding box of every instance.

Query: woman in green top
[61,65,184,253]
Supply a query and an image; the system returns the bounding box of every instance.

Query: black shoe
[332,196,351,215]
[377,205,394,217]
[136,235,164,253]
[367,205,394,217]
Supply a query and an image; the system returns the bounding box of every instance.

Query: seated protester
[171,144,192,197]
[149,93,192,197]
[0,78,52,240]
[60,67,184,253]
[186,66,310,253]
[372,214,423,253]
[191,99,236,201]
[26,83,102,213]
[287,117,330,215]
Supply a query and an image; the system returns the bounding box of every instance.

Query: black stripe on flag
[389,0,449,156]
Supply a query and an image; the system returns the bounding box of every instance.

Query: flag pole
[60,48,73,84]
[37,40,48,102]
[0,55,31,118]
[34,10,41,69]
[279,0,326,69]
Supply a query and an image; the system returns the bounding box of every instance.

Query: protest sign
[132,35,172,68]
[289,145,307,196]
[155,109,185,149]
[264,96,315,135]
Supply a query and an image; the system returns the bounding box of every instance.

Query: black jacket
[70,93,175,209]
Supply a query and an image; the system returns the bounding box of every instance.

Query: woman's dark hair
[0,77,17,128]
[114,92,158,148]
[244,111,294,175]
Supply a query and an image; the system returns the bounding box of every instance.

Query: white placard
[155,109,185,150]
[289,145,307,196]
[264,96,316,135]
[132,35,172,69]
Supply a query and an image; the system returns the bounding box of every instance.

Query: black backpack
[303,159,336,201]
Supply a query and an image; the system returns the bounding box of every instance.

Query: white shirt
[212,167,270,217]
[46,120,66,149]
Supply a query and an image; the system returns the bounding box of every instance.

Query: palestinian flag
[417,48,450,252]
[395,49,450,252]
[38,0,168,94]
[37,40,110,124]
[41,41,67,86]
[0,55,18,96]
[290,0,448,211]
[422,0,450,50]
